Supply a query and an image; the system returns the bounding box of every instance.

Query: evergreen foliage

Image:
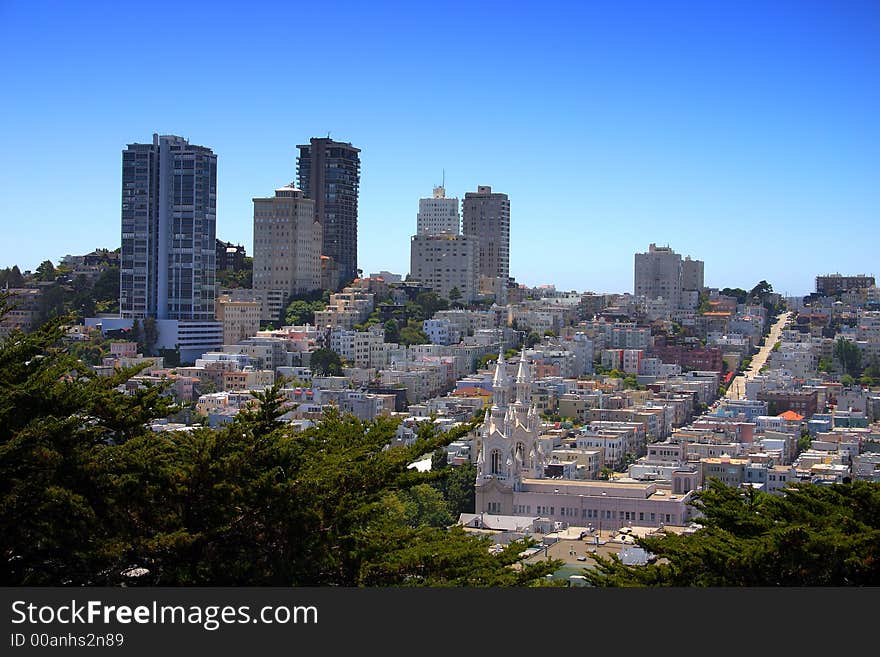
[583,479,880,586]
[0,305,561,586]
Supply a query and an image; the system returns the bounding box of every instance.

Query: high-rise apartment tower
[462,185,510,281]
[417,186,460,235]
[296,137,360,288]
[120,134,217,320]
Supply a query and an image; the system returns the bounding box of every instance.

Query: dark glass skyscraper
[296,138,360,288]
[120,134,217,320]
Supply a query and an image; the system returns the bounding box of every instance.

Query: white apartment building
[576,422,646,467]
[328,326,388,368]
[639,357,682,378]
[767,342,818,378]
[423,318,462,346]
[416,186,460,235]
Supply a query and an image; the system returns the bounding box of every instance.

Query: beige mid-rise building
[216,295,261,345]
[253,184,322,321]
[410,233,478,302]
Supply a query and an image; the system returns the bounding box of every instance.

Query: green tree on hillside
[384,319,401,344]
[834,338,862,379]
[399,320,429,346]
[35,260,57,282]
[309,348,344,376]
[284,299,326,326]
[720,288,748,304]
[0,266,25,288]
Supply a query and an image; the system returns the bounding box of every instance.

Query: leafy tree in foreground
[0,303,560,586]
[583,479,880,586]
[0,308,177,585]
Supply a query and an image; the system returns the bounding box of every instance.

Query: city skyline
[1,1,878,296]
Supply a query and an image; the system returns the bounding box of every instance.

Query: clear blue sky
[1,0,878,296]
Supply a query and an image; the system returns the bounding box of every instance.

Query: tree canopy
[309,347,344,376]
[584,479,880,586]
[399,320,429,346]
[0,266,25,288]
[834,337,863,379]
[284,298,326,326]
[0,305,561,586]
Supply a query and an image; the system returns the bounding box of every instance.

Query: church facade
[475,353,697,530]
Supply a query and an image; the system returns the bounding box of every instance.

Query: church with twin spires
[473,352,697,530]
[475,352,546,514]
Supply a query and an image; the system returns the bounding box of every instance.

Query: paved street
[724,311,792,400]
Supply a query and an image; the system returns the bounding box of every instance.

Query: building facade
[216,294,261,345]
[296,138,361,288]
[417,186,460,235]
[634,243,682,309]
[121,134,218,321]
[462,185,510,281]
[252,183,322,313]
[681,256,705,294]
[474,354,695,528]
[118,134,222,362]
[0,288,41,339]
[816,274,876,296]
[216,240,247,271]
[409,233,478,302]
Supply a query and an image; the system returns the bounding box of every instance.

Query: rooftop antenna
[442,168,445,189]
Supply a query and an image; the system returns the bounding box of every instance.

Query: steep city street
[725,310,793,400]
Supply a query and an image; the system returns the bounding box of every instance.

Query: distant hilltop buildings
[634,243,704,312]
[815,274,875,297]
[409,184,511,305]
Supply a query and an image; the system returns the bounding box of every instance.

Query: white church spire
[515,355,532,406]
[491,350,510,410]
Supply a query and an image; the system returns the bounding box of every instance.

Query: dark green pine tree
[0,300,561,586]
[583,479,880,586]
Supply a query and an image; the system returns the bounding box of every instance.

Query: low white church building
[475,353,698,530]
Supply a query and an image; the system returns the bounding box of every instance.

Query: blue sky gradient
[1,0,877,295]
